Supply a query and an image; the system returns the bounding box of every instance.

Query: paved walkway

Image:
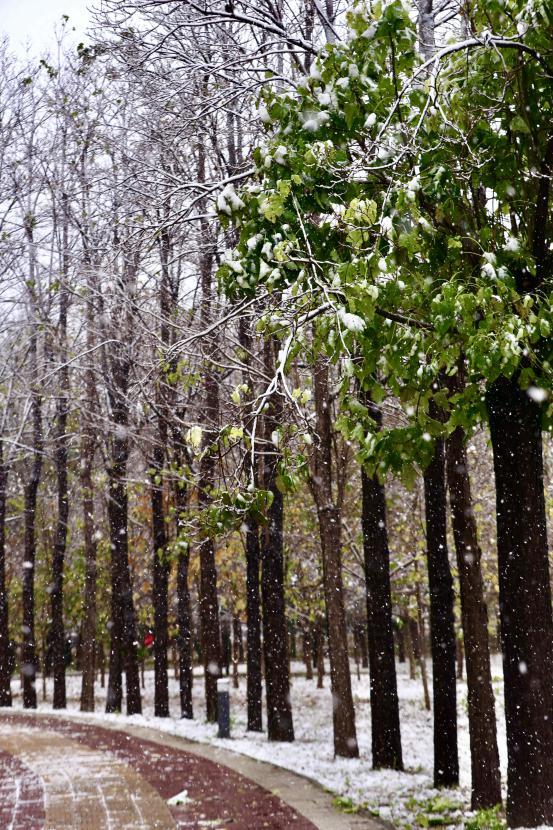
[0,712,386,830]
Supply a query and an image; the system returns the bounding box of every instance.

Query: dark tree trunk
[456,637,464,681]
[97,642,105,688]
[80,426,97,712]
[104,243,141,717]
[261,479,294,741]
[0,441,11,706]
[303,628,314,680]
[105,432,142,716]
[177,545,193,719]
[238,316,263,732]
[22,219,42,710]
[424,434,458,788]
[245,516,263,730]
[51,194,70,711]
[106,519,122,711]
[446,425,501,809]
[311,357,357,758]
[197,476,221,721]
[487,374,553,827]
[315,616,325,689]
[361,465,403,770]
[261,337,293,742]
[174,471,193,720]
[151,444,169,717]
[80,267,98,713]
[151,217,174,718]
[405,616,417,681]
[77,210,97,714]
[232,616,241,689]
[395,620,406,664]
[221,615,232,677]
[22,366,42,710]
[413,560,432,710]
[197,142,222,722]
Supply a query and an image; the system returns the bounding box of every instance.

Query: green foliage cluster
[217,0,553,480]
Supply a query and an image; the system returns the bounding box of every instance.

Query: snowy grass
[5,655,520,828]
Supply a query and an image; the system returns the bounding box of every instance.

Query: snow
[338,309,365,333]
[364,112,377,129]
[527,386,548,403]
[3,654,517,828]
[503,235,520,253]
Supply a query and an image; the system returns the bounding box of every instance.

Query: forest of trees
[0,0,552,827]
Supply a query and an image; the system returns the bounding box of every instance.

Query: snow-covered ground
[6,655,515,828]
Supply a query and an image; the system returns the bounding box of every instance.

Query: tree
[360,398,402,770]
[310,354,358,757]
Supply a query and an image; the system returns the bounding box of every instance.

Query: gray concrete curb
[10,710,391,830]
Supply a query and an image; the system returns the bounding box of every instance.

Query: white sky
[0,0,91,55]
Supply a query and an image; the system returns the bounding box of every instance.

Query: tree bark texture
[80,424,97,713]
[51,220,70,710]
[22,344,42,711]
[0,441,11,706]
[487,374,553,827]
[424,434,458,788]
[311,358,358,757]
[361,465,403,770]
[238,316,263,732]
[175,469,193,720]
[446,426,501,809]
[151,441,169,717]
[260,337,294,742]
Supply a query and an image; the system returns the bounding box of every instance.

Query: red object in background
[144,633,154,648]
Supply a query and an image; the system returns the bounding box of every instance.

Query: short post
[217,677,230,738]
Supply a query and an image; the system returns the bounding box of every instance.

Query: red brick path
[0,713,318,829]
[0,746,45,829]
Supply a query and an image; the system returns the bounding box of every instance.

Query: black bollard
[217,677,231,738]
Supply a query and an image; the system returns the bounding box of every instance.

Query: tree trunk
[361,465,403,770]
[244,517,263,730]
[260,337,293,741]
[487,374,553,827]
[196,142,222,722]
[106,429,142,716]
[446,425,501,809]
[51,193,70,711]
[197,481,221,721]
[424,434,458,788]
[176,544,193,718]
[174,470,193,720]
[405,616,417,681]
[80,425,97,712]
[0,440,11,706]
[315,616,325,690]
[103,238,142,717]
[51,381,68,709]
[151,446,170,717]
[78,226,97,714]
[238,317,263,732]
[22,361,42,710]
[456,637,464,681]
[151,217,174,718]
[303,628,314,680]
[311,357,357,758]
[396,619,406,664]
[412,561,432,710]
[232,616,241,689]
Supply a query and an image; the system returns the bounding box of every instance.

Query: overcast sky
[0,0,91,55]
